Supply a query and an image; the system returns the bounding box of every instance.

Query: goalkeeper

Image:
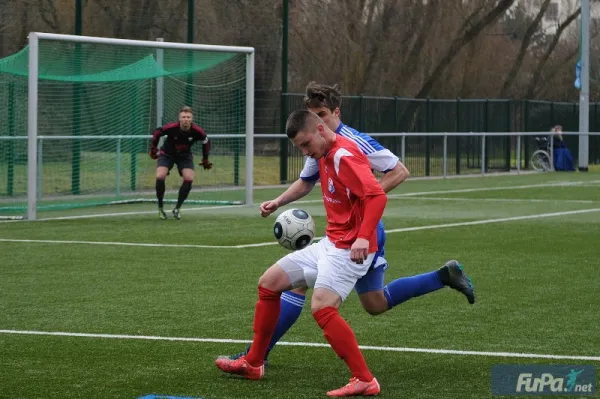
[149,106,212,220]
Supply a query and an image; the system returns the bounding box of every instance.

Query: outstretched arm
[260,179,315,217]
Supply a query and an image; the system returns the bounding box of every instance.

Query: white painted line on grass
[383,208,600,234]
[2,208,599,249]
[0,238,240,249]
[2,179,597,223]
[0,204,239,223]
[386,180,600,198]
[0,329,598,362]
[401,197,598,204]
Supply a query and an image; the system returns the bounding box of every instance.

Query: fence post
[505,100,511,171]
[72,57,81,195]
[401,134,406,164]
[130,87,139,191]
[481,134,486,175]
[185,0,195,106]
[279,93,289,184]
[394,96,401,157]
[455,97,461,175]
[484,99,489,173]
[37,138,43,200]
[7,82,15,196]
[516,134,521,173]
[116,137,121,196]
[359,95,365,132]
[443,134,448,178]
[72,0,83,195]
[425,98,431,176]
[523,100,530,169]
[233,88,241,186]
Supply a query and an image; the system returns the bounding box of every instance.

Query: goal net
[0,33,254,220]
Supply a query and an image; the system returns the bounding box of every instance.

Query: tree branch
[525,7,581,98]
[500,0,551,97]
[414,0,516,98]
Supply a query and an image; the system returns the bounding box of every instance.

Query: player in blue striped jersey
[220,82,474,366]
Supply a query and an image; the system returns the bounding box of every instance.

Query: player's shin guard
[266,291,305,353]
[245,287,281,367]
[314,307,374,382]
[176,180,192,209]
[155,178,166,208]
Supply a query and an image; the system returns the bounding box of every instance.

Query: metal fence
[273,95,600,183]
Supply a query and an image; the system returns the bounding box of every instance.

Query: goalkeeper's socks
[314,306,374,382]
[245,286,281,367]
[156,178,166,208]
[383,270,444,309]
[266,291,305,353]
[176,180,193,208]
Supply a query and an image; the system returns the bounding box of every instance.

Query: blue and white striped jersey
[300,122,399,182]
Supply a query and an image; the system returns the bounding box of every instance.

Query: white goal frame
[26,32,255,220]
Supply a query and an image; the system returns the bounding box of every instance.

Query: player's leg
[215,240,322,378]
[155,155,173,220]
[214,262,290,379]
[220,285,308,363]
[355,259,475,315]
[354,262,389,315]
[311,240,380,396]
[172,155,194,219]
[267,286,306,352]
[356,219,474,313]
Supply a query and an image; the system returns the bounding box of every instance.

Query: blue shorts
[355,220,387,295]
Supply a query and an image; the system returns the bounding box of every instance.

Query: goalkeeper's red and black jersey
[151,122,211,159]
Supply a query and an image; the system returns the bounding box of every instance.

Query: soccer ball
[273,209,316,250]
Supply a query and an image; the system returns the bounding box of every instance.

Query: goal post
[4,32,254,220]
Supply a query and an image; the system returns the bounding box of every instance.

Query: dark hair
[179,105,193,114]
[286,109,320,139]
[303,81,342,111]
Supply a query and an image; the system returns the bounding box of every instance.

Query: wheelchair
[530,136,553,172]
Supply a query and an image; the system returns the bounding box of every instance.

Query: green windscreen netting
[0,39,249,217]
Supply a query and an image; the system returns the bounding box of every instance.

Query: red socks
[245,286,281,366]
[313,306,374,382]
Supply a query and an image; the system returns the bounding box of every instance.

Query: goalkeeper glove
[149,147,158,160]
[199,158,213,170]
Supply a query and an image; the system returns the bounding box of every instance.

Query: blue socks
[383,270,444,309]
[266,291,305,353]
[263,272,445,354]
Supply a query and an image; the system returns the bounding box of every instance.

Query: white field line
[0,204,237,223]
[1,179,597,223]
[0,329,598,362]
[385,180,600,198]
[1,208,599,249]
[400,197,599,204]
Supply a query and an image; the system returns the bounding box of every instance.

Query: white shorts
[278,237,375,301]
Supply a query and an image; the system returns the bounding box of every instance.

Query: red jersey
[150,122,211,159]
[318,135,387,252]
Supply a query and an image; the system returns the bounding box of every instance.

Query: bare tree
[499,0,552,97]
[413,0,516,98]
[525,7,581,98]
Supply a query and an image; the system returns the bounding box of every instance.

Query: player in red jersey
[215,109,385,397]
[149,106,212,220]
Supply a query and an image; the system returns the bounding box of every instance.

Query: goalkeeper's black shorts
[157,152,194,176]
